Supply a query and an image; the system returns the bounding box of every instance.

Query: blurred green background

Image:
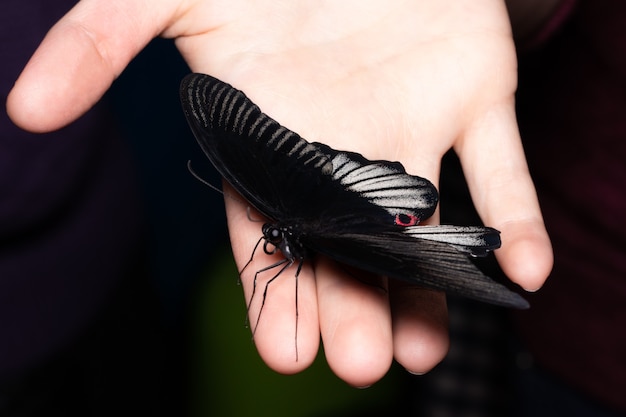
[190,248,402,417]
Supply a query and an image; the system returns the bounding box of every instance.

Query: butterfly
[180,73,529,321]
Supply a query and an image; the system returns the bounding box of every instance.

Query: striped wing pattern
[180,73,529,309]
[328,151,438,221]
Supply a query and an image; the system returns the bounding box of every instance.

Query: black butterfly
[180,73,529,314]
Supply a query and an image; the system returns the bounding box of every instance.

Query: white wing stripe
[329,154,434,213]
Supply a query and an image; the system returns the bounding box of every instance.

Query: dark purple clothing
[515,0,626,411]
[1,0,144,379]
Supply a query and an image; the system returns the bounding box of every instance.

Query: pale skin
[7,0,553,388]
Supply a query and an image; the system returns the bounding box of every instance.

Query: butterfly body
[181,73,529,310]
[261,223,308,263]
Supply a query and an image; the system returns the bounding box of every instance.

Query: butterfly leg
[239,236,265,276]
[247,257,293,337]
[293,259,304,361]
[248,257,304,362]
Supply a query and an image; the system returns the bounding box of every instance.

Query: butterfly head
[261,223,307,261]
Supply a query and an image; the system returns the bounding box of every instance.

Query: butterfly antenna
[187,160,250,207]
[187,160,224,194]
[245,206,264,223]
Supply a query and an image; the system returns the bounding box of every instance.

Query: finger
[316,258,393,387]
[224,185,320,373]
[458,101,553,291]
[389,282,449,374]
[6,0,177,132]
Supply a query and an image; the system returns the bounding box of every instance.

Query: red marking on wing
[395,213,419,227]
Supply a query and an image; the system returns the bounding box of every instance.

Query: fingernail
[405,369,426,376]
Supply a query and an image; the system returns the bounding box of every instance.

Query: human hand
[7,0,552,388]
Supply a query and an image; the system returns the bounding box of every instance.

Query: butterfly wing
[180,73,439,225]
[180,73,528,309]
[305,226,528,309]
[180,73,333,221]
[401,225,501,256]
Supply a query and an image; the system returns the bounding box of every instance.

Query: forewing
[180,73,334,220]
[180,73,439,226]
[305,229,528,309]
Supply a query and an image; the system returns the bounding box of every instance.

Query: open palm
[8,0,552,387]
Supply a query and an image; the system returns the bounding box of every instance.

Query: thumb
[6,0,177,132]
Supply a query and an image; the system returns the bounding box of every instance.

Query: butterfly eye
[262,225,284,244]
[395,213,419,227]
